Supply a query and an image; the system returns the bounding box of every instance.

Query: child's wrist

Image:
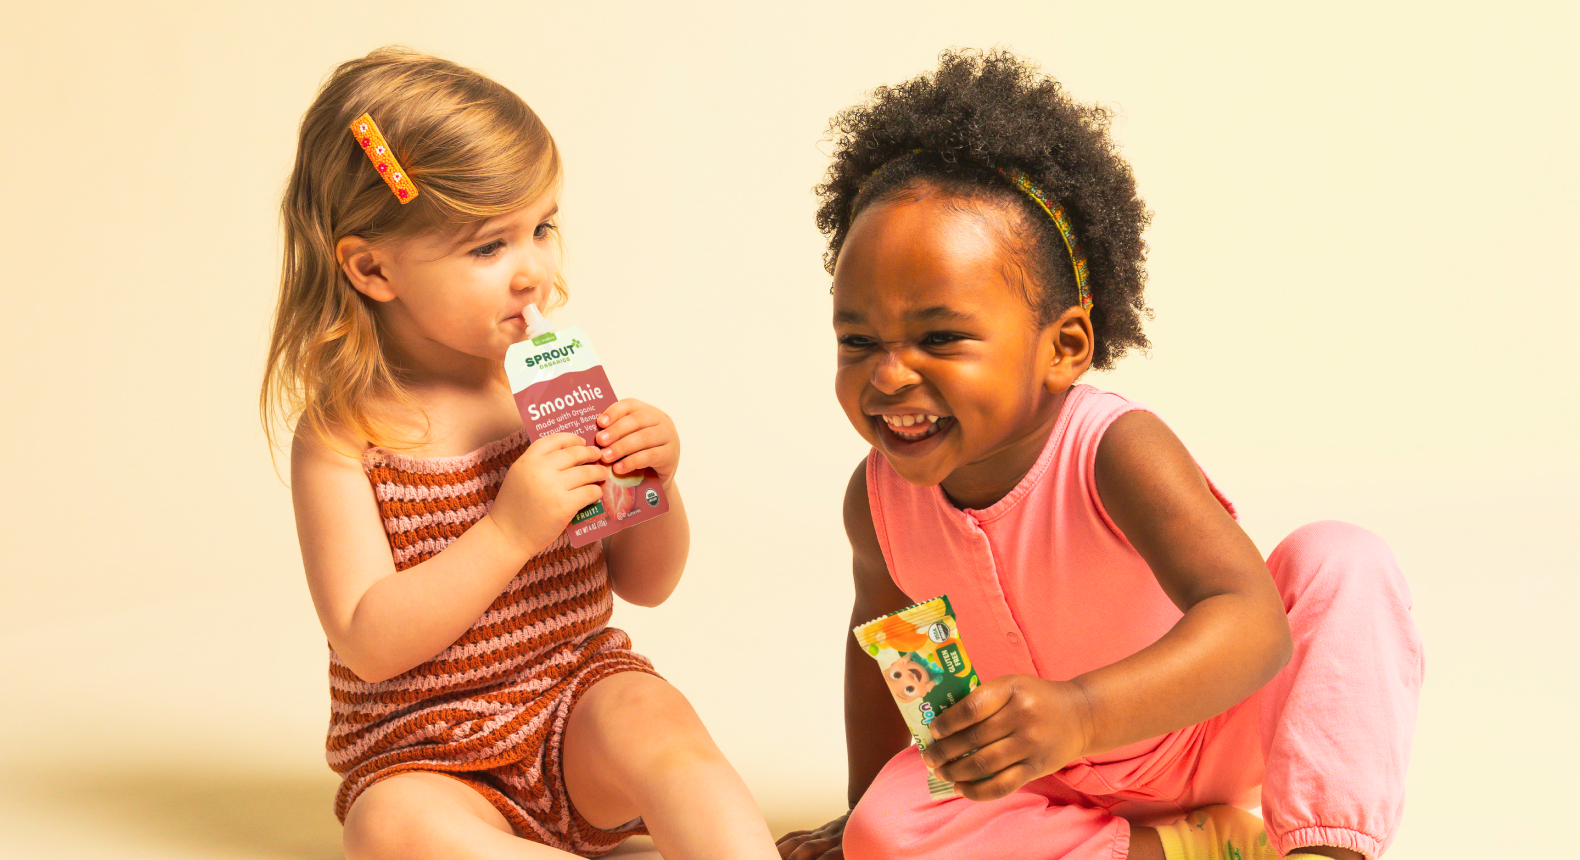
[1065,677,1100,760]
[478,512,541,561]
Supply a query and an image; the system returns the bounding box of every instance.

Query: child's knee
[569,672,719,767]
[843,794,908,860]
[343,773,498,860]
[1269,521,1423,687]
[1269,520,1410,609]
[342,799,406,860]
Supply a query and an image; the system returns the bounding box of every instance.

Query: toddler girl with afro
[777,49,1421,860]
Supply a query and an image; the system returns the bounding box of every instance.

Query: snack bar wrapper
[505,306,669,547]
[854,594,980,798]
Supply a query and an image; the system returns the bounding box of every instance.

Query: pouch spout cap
[523,303,552,337]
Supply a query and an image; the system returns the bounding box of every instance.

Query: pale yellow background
[2,1,1575,858]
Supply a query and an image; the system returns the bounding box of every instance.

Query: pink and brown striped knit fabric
[330,427,657,855]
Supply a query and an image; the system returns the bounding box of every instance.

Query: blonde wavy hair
[261,47,565,460]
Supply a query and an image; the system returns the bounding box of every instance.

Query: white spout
[523,303,553,337]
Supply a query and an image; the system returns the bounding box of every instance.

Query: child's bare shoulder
[291,417,371,484]
[843,458,878,555]
[289,416,399,642]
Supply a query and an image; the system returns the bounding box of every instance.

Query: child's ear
[1042,306,1095,394]
[335,236,396,303]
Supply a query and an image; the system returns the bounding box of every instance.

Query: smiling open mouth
[877,413,952,442]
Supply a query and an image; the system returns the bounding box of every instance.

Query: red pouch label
[505,327,669,547]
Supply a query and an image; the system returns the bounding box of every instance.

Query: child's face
[349,193,560,367]
[832,191,1077,505]
[885,656,936,703]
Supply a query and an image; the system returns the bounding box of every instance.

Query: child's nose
[871,349,921,393]
[512,247,553,292]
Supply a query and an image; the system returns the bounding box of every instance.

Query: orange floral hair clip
[349,113,419,203]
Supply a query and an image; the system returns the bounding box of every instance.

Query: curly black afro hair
[815,48,1152,370]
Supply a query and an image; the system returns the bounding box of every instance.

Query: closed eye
[921,331,967,346]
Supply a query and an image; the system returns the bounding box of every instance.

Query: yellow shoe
[1155,805,1276,860]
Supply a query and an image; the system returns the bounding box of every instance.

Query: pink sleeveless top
[866,384,1235,789]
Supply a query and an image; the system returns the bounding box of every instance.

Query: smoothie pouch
[505,305,669,547]
[854,594,980,799]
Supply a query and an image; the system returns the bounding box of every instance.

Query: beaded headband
[349,113,419,204]
[990,165,1091,312]
[855,152,1092,312]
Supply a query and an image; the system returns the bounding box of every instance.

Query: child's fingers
[564,463,610,489]
[929,729,1025,784]
[922,706,1017,772]
[926,679,1010,743]
[536,432,592,451]
[594,410,659,449]
[570,482,603,508]
[780,835,843,860]
[776,813,847,859]
[601,428,669,466]
[596,398,650,430]
[615,441,681,476]
[547,444,604,469]
[608,449,665,478]
[950,757,1039,803]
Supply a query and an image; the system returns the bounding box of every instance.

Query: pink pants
[844,521,1424,860]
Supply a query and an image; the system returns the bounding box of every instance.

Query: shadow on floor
[4,764,830,859]
[9,765,345,859]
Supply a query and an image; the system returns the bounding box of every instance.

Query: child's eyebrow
[454,205,560,248]
[833,306,976,325]
[909,306,974,324]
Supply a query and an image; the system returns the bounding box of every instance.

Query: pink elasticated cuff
[1279,825,1384,860]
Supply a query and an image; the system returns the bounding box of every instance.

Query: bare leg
[563,672,778,860]
[344,771,577,860]
[1135,826,1364,860]
[1129,826,1164,860]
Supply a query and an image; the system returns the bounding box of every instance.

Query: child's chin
[881,454,951,488]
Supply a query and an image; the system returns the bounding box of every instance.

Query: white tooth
[897,415,909,426]
[928,415,939,424]
[883,415,897,426]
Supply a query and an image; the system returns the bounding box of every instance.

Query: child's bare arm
[603,483,689,607]
[292,425,604,682]
[778,461,913,859]
[596,398,689,606]
[842,460,916,805]
[922,410,1291,800]
[1075,409,1291,747]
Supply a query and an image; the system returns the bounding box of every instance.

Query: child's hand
[776,813,848,859]
[489,432,606,555]
[595,399,680,487]
[919,674,1093,801]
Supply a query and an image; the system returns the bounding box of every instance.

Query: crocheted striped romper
[328,427,658,855]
